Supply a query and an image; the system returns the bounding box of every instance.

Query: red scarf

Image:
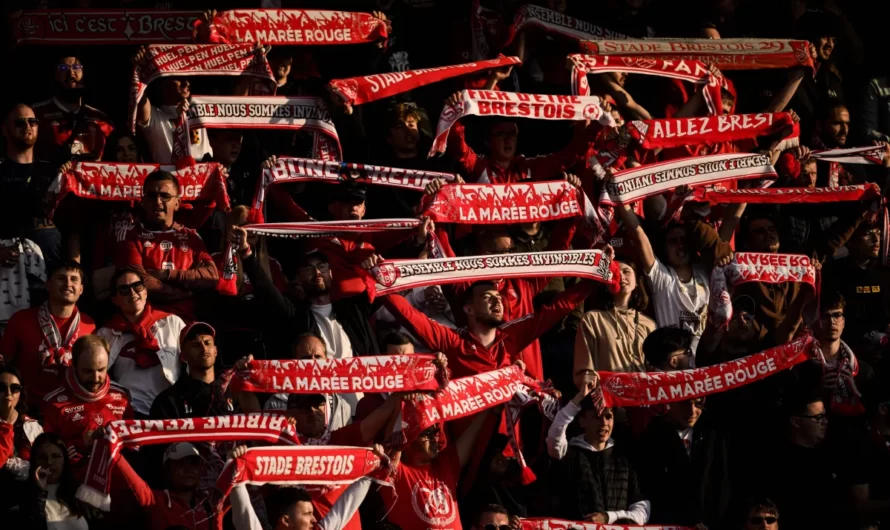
[420,181,596,225]
[244,220,420,240]
[50,162,231,223]
[708,252,818,328]
[129,44,274,134]
[600,153,776,206]
[77,414,297,511]
[627,113,797,150]
[431,89,615,155]
[14,10,201,45]
[197,9,389,45]
[503,4,627,47]
[252,157,457,223]
[816,341,864,416]
[104,305,171,369]
[230,355,446,394]
[64,365,110,404]
[568,55,728,116]
[581,38,814,71]
[690,183,881,204]
[37,302,80,368]
[521,518,693,530]
[363,249,620,300]
[328,55,521,107]
[594,335,814,409]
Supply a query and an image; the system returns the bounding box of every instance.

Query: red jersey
[381,444,462,530]
[42,380,133,476]
[31,98,114,161]
[445,121,589,184]
[0,307,96,409]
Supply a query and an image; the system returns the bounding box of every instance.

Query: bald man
[0,104,61,262]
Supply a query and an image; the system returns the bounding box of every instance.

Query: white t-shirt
[645,259,709,355]
[143,105,213,164]
[309,303,361,412]
[45,484,89,530]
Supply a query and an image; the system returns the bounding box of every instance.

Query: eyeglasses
[142,192,178,203]
[800,412,828,423]
[0,383,23,394]
[418,430,441,441]
[115,280,146,297]
[57,64,84,72]
[818,311,844,322]
[748,515,778,525]
[14,118,38,128]
[859,229,881,240]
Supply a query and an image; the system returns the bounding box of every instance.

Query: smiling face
[579,407,614,445]
[616,261,637,296]
[112,271,147,317]
[0,372,22,418]
[664,226,689,267]
[3,105,38,150]
[816,36,835,61]
[49,267,84,306]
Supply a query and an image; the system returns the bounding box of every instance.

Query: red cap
[179,322,216,346]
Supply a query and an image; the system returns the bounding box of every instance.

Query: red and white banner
[627,112,797,150]
[14,9,201,45]
[521,518,693,530]
[244,220,420,239]
[366,249,620,299]
[811,146,886,165]
[50,162,230,217]
[596,335,815,408]
[77,413,296,511]
[691,183,881,204]
[708,252,817,328]
[129,44,274,133]
[198,9,388,45]
[420,181,593,224]
[431,89,615,155]
[230,355,444,394]
[581,39,814,71]
[401,365,534,442]
[328,56,521,107]
[508,4,627,44]
[601,153,776,206]
[567,54,727,115]
[185,95,342,161]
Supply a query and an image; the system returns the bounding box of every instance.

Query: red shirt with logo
[41,381,134,478]
[381,444,462,530]
[31,98,114,161]
[0,307,97,409]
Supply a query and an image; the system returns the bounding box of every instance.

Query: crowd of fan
[2,1,890,530]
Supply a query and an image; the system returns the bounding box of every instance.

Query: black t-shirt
[0,159,52,239]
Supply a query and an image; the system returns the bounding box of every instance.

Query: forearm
[320,477,373,530]
[166,262,220,290]
[136,97,151,127]
[607,500,651,525]
[618,205,656,271]
[241,252,297,317]
[359,394,400,444]
[546,401,580,460]
[231,484,264,530]
[764,69,806,113]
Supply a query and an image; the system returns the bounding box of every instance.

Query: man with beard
[0,104,61,264]
[133,47,213,164]
[547,380,650,524]
[114,170,219,318]
[1,261,96,412]
[41,335,133,479]
[789,10,844,141]
[31,56,113,162]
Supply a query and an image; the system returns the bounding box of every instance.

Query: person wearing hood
[546,379,650,525]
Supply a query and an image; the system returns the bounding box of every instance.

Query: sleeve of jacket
[230,483,264,530]
[861,79,887,142]
[809,205,868,262]
[574,313,598,373]
[546,401,580,460]
[504,280,596,355]
[0,421,14,468]
[319,477,374,530]
[380,293,462,354]
[165,234,220,290]
[687,219,732,267]
[27,486,50,530]
[241,252,300,319]
[114,455,157,510]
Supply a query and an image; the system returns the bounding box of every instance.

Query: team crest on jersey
[180,243,190,252]
[160,241,173,251]
[410,480,456,526]
[92,413,104,426]
[56,394,68,403]
[144,241,153,248]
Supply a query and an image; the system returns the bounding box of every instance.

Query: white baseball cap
[163,442,204,465]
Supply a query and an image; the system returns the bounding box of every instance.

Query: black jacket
[242,252,379,357]
[149,374,236,420]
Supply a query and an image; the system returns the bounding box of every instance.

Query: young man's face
[327,198,366,221]
[167,456,203,491]
[798,160,817,188]
[386,116,420,153]
[141,179,180,227]
[793,400,827,445]
[160,77,190,103]
[284,500,317,530]
[746,219,780,253]
[409,426,441,461]
[76,346,108,392]
[296,257,332,297]
[816,36,835,61]
[666,398,705,429]
[489,123,518,160]
[181,334,217,371]
[578,408,614,445]
[55,57,84,91]
[822,106,850,147]
[385,342,414,354]
[466,287,504,327]
[849,226,881,260]
[814,306,845,342]
[744,507,779,530]
[291,399,327,439]
[210,131,243,165]
[664,227,690,267]
[49,268,83,305]
[3,106,38,149]
[475,511,510,530]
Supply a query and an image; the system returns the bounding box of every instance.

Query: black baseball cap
[330,182,367,203]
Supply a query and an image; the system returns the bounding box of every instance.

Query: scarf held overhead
[520,518,693,530]
[421,181,595,224]
[810,146,886,165]
[431,89,615,155]
[50,162,230,218]
[328,55,522,107]
[506,3,627,46]
[567,55,728,115]
[596,335,815,408]
[230,355,445,394]
[77,413,298,511]
[366,249,620,300]
[128,44,274,133]
[708,252,817,329]
[690,183,881,204]
[627,112,797,150]
[581,39,814,71]
[600,153,776,206]
[198,9,388,45]
[244,220,420,239]
[14,10,201,45]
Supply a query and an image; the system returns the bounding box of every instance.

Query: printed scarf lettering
[627,112,798,150]
[14,9,201,45]
[197,9,388,45]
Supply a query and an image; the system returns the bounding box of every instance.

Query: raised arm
[615,201,656,274]
[358,393,403,445]
[132,47,151,128]
[595,74,652,120]
[235,226,300,319]
[547,379,595,460]
[380,292,463,354]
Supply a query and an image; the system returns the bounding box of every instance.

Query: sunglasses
[14,117,38,128]
[115,280,146,297]
[0,383,23,394]
[748,515,778,525]
[57,64,84,72]
[142,192,178,203]
[818,311,844,322]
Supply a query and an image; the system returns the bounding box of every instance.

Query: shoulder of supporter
[41,385,70,406]
[109,381,133,402]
